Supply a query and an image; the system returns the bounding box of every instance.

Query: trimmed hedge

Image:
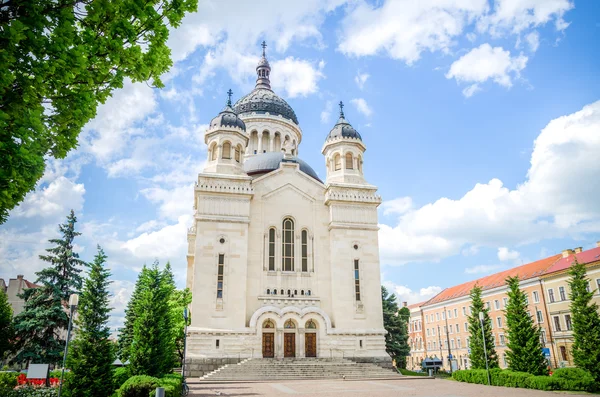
[158,374,182,397]
[452,368,597,392]
[0,371,19,388]
[117,375,160,397]
[113,367,131,390]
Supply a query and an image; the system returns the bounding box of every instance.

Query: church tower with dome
[185,42,389,370]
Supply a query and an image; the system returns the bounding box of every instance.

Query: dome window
[222,142,231,159]
[345,153,353,169]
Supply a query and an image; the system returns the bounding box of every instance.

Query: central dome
[243,152,321,182]
[233,88,299,125]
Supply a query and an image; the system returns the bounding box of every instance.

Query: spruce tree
[171,288,192,366]
[65,246,114,397]
[568,258,600,382]
[0,289,13,360]
[13,210,86,364]
[505,276,547,375]
[381,286,410,368]
[117,265,146,361]
[467,285,499,369]
[160,263,176,370]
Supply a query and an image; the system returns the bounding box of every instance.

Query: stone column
[257,133,263,154]
[269,135,274,152]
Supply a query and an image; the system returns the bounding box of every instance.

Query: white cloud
[121,215,190,261]
[479,0,573,35]
[446,43,527,96]
[379,100,600,265]
[384,281,442,305]
[382,197,413,216]
[462,84,481,98]
[462,245,480,256]
[526,31,540,52]
[321,100,334,124]
[350,98,373,117]
[355,72,369,90]
[140,184,194,221]
[464,264,505,274]
[271,57,325,98]
[12,176,85,220]
[497,247,520,262]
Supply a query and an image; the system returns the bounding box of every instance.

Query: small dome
[326,102,362,141]
[210,104,246,131]
[234,88,299,125]
[243,152,321,182]
[257,55,270,68]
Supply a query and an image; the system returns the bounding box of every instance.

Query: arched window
[266,289,270,295]
[280,289,284,295]
[301,230,308,272]
[306,290,311,296]
[306,320,317,329]
[282,218,294,271]
[222,142,231,159]
[273,289,277,295]
[235,145,241,162]
[345,153,353,169]
[334,154,341,171]
[263,319,275,328]
[268,228,275,271]
[210,143,217,161]
[284,319,296,329]
[301,290,304,295]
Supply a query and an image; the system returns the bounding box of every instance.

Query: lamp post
[181,307,189,396]
[58,293,79,397]
[444,307,453,374]
[479,312,491,386]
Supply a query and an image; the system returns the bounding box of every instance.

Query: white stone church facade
[185,45,389,367]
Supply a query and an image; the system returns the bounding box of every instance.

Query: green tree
[65,246,114,397]
[467,285,499,369]
[129,262,172,377]
[0,289,13,360]
[0,0,198,224]
[568,258,600,381]
[13,210,86,364]
[117,265,146,362]
[381,286,410,368]
[171,288,192,366]
[505,276,547,375]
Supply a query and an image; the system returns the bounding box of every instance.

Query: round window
[219,238,226,244]
[353,244,359,250]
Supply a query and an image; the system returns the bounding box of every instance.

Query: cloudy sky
[1,0,599,331]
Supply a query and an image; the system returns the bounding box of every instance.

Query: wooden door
[284,333,296,357]
[305,333,317,357]
[262,333,274,358]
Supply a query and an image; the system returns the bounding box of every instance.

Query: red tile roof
[544,246,600,275]
[424,254,562,305]
[23,280,40,289]
[407,301,426,310]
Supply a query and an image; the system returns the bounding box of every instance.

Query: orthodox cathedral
[186,43,388,365]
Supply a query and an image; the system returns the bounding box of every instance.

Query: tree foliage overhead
[568,258,600,382]
[467,284,499,370]
[65,246,114,397]
[381,286,410,368]
[504,276,547,375]
[0,289,13,359]
[12,210,86,364]
[0,0,198,224]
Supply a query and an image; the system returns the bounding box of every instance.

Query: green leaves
[0,289,13,359]
[467,285,499,370]
[0,0,198,224]
[381,286,410,368]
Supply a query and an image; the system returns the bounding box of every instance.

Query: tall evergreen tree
[0,289,13,360]
[65,246,114,397]
[160,263,176,370]
[171,288,192,366]
[381,286,410,368]
[568,258,600,382]
[117,265,146,361]
[129,262,173,377]
[467,285,499,369]
[13,210,86,363]
[505,276,547,375]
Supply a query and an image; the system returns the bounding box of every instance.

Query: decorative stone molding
[330,205,377,225]
[196,178,254,196]
[324,187,381,205]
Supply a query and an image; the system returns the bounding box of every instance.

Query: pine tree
[13,210,86,364]
[568,258,600,382]
[467,285,499,369]
[160,263,176,370]
[117,265,146,361]
[505,276,547,375]
[171,288,192,366]
[0,289,13,360]
[381,286,410,368]
[65,246,114,397]
[129,262,172,377]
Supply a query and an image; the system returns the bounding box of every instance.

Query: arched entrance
[283,319,296,358]
[305,319,317,357]
[262,319,275,358]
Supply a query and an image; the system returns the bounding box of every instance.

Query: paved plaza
[189,378,589,396]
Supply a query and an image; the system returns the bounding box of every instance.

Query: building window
[499,334,505,345]
[334,154,341,171]
[462,306,466,316]
[427,329,430,336]
[266,288,270,295]
[451,339,455,349]
[432,327,436,336]
[559,286,566,301]
[345,153,353,169]
[301,230,308,272]
[497,317,503,328]
[433,341,437,349]
[216,339,220,348]
[428,342,431,350]
[553,316,561,332]
[454,308,458,317]
[456,324,459,333]
[216,254,224,299]
[503,298,508,307]
[533,291,540,303]
[442,312,446,320]
[596,279,600,292]
[210,143,217,161]
[548,289,555,303]
[306,320,317,329]
[464,322,468,332]
[222,142,231,159]
[565,314,572,331]
[268,228,276,271]
[494,300,500,310]
[436,313,440,321]
[235,145,241,162]
[536,310,544,323]
[457,338,461,348]
[524,293,529,305]
[354,259,361,301]
[284,319,296,329]
[282,218,294,271]
[486,302,490,310]
[540,330,546,343]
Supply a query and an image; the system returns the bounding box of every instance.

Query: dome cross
[227,89,233,106]
[339,101,345,118]
[261,40,267,57]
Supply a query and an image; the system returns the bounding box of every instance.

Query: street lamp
[444,307,453,374]
[58,293,79,397]
[181,307,189,396]
[479,312,491,386]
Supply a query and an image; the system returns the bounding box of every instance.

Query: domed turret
[210,91,246,131]
[322,101,367,185]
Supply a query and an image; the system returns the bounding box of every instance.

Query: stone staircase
[198,358,403,382]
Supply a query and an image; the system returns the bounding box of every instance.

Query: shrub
[3,387,58,397]
[526,375,563,391]
[0,371,19,388]
[399,368,426,376]
[113,367,131,390]
[493,370,532,388]
[552,367,597,392]
[117,375,160,397]
[158,374,182,397]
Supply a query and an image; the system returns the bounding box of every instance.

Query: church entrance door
[262,333,274,358]
[284,333,296,358]
[305,333,317,357]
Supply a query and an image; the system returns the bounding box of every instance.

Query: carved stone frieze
[330,205,378,225]
[197,196,251,218]
[324,186,381,205]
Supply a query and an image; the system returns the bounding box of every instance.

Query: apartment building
[406,242,600,371]
[407,302,426,369]
[0,274,40,316]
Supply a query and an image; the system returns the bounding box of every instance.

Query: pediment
[263,183,316,203]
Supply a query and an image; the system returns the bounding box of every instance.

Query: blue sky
[1,0,599,329]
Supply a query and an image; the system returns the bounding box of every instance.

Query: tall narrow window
[334,154,341,171]
[235,145,241,162]
[565,314,572,330]
[282,218,294,271]
[559,286,566,301]
[354,259,361,301]
[548,289,555,303]
[210,143,217,161]
[268,228,275,271]
[301,230,308,272]
[216,254,224,299]
[222,142,231,159]
[345,153,353,169]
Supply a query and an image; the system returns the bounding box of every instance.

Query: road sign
[448,354,453,359]
[542,348,551,358]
